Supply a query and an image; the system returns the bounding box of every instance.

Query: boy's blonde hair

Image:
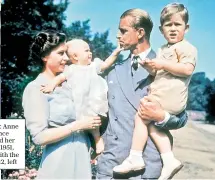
[121,8,153,40]
[160,3,189,25]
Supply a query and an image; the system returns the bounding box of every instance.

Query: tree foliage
[187,72,211,111]
[1,0,69,118]
[64,19,121,61]
[1,1,121,178]
[1,0,120,118]
[187,72,215,121]
[205,79,215,123]
[1,1,214,119]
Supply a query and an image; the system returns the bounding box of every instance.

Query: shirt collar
[167,39,186,48]
[131,47,152,62]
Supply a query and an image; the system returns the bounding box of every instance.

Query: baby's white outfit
[63,58,108,119]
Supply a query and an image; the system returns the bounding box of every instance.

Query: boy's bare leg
[148,124,172,153]
[90,128,104,154]
[149,124,183,180]
[131,113,151,150]
[113,113,151,173]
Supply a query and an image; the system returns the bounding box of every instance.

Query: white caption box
[0,119,25,169]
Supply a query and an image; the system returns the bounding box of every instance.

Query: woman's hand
[76,116,102,131]
[138,96,165,122]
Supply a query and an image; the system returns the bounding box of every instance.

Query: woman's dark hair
[29,30,67,62]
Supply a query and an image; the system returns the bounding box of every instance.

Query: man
[97,8,188,179]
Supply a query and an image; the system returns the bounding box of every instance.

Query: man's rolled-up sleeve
[155,110,188,130]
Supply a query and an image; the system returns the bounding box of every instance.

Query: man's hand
[138,96,165,122]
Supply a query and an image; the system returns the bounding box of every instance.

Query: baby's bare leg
[90,128,104,154]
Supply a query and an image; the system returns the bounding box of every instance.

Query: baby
[41,39,123,154]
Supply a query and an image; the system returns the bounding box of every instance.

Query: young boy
[41,39,123,154]
[113,3,197,180]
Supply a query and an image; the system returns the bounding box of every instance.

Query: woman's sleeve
[22,84,49,145]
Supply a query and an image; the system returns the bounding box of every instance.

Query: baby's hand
[114,40,124,55]
[95,137,105,154]
[144,58,165,70]
[40,84,55,93]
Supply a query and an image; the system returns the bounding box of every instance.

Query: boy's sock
[159,151,183,180]
[128,149,144,163]
[160,151,175,166]
[113,149,145,173]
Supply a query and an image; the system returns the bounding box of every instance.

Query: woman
[22,30,101,179]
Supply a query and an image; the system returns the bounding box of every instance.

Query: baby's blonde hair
[66,39,88,60]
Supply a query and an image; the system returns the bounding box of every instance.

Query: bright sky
[64,0,215,80]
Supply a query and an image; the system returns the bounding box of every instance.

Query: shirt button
[112,96,115,99]
[114,117,118,121]
[114,136,118,140]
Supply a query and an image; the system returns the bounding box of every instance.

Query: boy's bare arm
[139,59,157,76]
[100,45,124,72]
[145,58,194,77]
[40,73,66,93]
[162,61,195,77]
